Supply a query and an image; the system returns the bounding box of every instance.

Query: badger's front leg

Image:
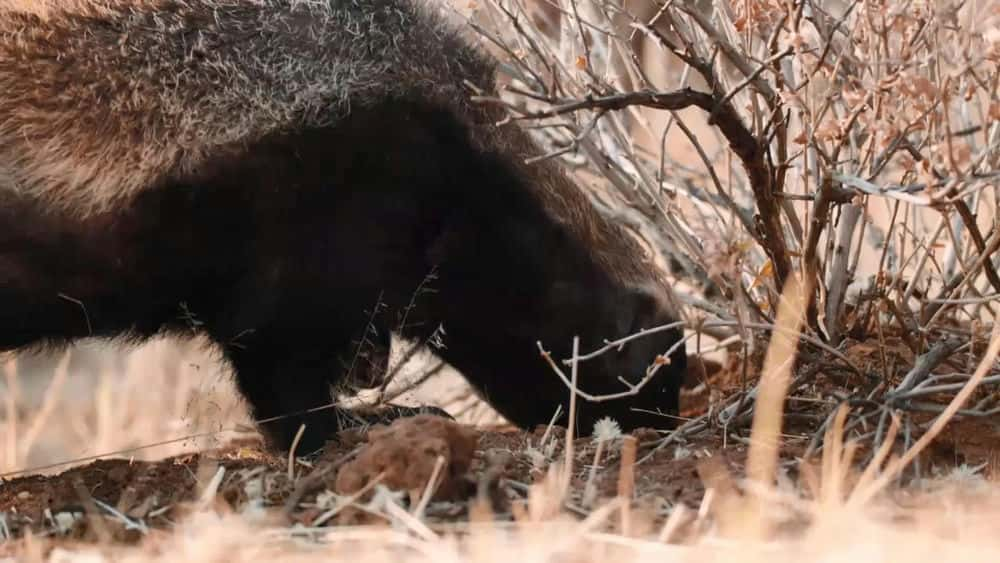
[223,330,347,454]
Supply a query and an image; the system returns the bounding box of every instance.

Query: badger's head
[424,116,687,434]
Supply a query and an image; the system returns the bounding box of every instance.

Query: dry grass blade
[616,435,637,535]
[743,275,809,539]
[411,455,447,519]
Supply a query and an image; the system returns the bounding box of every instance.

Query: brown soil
[1,341,997,545]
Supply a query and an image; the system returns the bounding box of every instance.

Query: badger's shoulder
[0,0,495,215]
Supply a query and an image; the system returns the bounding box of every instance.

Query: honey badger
[0,0,686,453]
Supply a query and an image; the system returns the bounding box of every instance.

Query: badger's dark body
[0,0,685,453]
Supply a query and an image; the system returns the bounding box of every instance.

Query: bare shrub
[461,0,1000,458]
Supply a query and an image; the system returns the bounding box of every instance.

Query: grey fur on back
[0,0,495,215]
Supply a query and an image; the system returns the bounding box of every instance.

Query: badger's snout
[612,288,678,368]
[582,287,685,430]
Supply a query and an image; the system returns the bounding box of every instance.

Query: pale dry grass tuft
[0,339,251,475]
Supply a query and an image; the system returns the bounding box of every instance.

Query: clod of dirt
[334,414,480,506]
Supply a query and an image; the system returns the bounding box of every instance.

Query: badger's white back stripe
[0,0,478,216]
[0,0,657,291]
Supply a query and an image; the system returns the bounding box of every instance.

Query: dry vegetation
[2,0,1000,559]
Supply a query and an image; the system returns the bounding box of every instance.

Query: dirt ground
[0,421,756,545]
[2,331,997,550]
